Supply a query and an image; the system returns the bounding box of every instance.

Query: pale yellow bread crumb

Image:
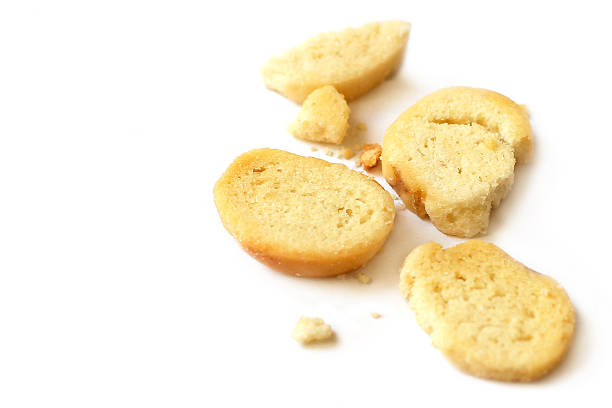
[214,149,396,278]
[340,147,354,159]
[288,85,350,144]
[370,312,381,319]
[291,317,333,344]
[354,271,372,284]
[400,240,574,382]
[357,122,367,131]
[310,146,318,152]
[361,143,382,169]
[262,21,410,103]
[382,87,533,237]
[324,148,334,156]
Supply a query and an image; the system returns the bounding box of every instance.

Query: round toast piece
[382,87,533,237]
[213,149,395,277]
[261,21,410,103]
[400,240,575,382]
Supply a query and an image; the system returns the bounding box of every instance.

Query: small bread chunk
[291,317,334,344]
[361,143,382,169]
[262,21,410,103]
[400,240,575,382]
[382,87,533,237]
[288,86,350,144]
[214,149,396,277]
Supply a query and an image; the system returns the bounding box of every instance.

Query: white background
[1,0,610,406]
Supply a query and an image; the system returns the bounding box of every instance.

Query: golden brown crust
[214,149,395,278]
[381,161,427,218]
[360,143,382,169]
[241,236,388,278]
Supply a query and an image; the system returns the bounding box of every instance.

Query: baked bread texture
[288,85,350,144]
[382,87,533,237]
[213,149,395,278]
[291,317,334,344]
[262,21,410,103]
[400,240,574,382]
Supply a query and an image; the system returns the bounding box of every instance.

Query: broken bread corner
[288,85,350,144]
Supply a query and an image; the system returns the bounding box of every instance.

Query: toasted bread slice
[213,149,395,277]
[382,87,533,237]
[288,85,350,144]
[262,21,410,103]
[400,240,575,382]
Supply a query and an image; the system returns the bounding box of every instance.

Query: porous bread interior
[385,117,515,236]
[291,317,333,344]
[262,21,410,103]
[382,87,532,237]
[400,240,575,382]
[214,149,395,263]
[288,85,350,144]
[405,87,532,163]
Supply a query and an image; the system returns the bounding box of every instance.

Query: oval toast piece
[214,149,396,277]
[400,240,575,382]
[261,21,410,103]
[382,87,533,237]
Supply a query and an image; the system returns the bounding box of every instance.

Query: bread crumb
[336,273,350,280]
[357,122,367,131]
[396,201,406,211]
[354,158,362,168]
[370,312,381,319]
[353,144,362,151]
[311,146,318,152]
[325,148,334,156]
[291,317,334,344]
[360,143,382,169]
[354,271,372,284]
[340,147,354,159]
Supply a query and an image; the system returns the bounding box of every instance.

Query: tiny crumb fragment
[396,201,406,211]
[340,147,354,159]
[311,146,318,152]
[354,271,372,284]
[354,158,362,168]
[370,312,381,319]
[325,148,334,156]
[519,104,530,117]
[353,144,362,151]
[357,122,367,131]
[360,143,382,169]
[336,273,350,280]
[291,317,334,344]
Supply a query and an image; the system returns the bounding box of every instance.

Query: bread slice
[400,240,574,382]
[213,149,395,277]
[261,21,410,103]
[288,85,350,144]
[382,87,533,237]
